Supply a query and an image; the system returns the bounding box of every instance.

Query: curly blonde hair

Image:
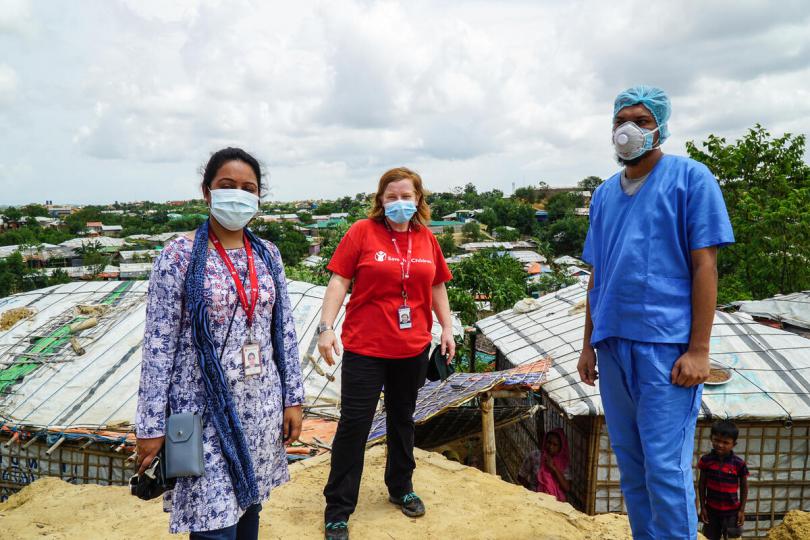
[367,167,431,227]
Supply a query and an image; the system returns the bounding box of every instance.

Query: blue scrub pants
[596,337,702,540]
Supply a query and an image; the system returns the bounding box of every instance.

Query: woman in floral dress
[135,147,304,539]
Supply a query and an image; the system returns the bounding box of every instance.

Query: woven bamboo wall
[0,434,130,501]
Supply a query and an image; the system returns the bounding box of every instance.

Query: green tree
[446,287,477,326]
[686,125,810,300]
[546,216,589,256]
[253,221,310,266]
[578,176,604,192]
[21,204,50,217]
[527,270,578,297]
[513,182,549,203]
[0,252,27,296]
[448,250,527,316]
[437,227,457,256]
[461,221,482,242]
[493,226,519,241]
[477,207,498,230]
[3,207,22,221]
[285,264,329,286]
[545,192,584,222]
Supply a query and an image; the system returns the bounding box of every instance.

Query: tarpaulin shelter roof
[0,280,460,438]
[367,360,549,443]
[736,291,810,330]
[475,282,810,421]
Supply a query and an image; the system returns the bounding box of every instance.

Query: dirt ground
[767,511,810,540]
[0,446,668,539]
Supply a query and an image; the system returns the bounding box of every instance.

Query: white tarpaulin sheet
[736,291,810,330]
[0,280,458,431]
[476,282,810,421]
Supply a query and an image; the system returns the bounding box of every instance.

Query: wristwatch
[317,322,333,335]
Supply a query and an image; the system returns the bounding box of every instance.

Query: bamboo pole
[480,392,496,475]
[69,317,98,333]
[467,327,477,373]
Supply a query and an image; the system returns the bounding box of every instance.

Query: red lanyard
[209,229,259,327]
[384,221,413,303]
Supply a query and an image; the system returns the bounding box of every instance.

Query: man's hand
[135,436,164,475]
[671,349,710,387]
[317,329,341,366]
[283,405,303,445]
[700,507,709,524]
[577,347,598,386]
[737,509,745,527]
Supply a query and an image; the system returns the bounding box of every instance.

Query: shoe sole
[388,496,426,518]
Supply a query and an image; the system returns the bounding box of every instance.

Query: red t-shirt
[327,218,452,359]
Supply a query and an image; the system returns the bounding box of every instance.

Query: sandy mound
[767,511,810,540]
[0,447,635,539]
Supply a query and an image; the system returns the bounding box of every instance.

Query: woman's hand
[135,436,165,475]
[283,405,303,445]
[317,330,342,366]
[440,327,455,363]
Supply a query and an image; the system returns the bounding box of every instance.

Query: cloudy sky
[1,0,809,205]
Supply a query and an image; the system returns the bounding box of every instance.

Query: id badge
[242,342,262,376]
[397,305,412,330]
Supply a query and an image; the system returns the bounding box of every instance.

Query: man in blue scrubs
[578,86,734,539]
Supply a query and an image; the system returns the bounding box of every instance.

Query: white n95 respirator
[612,121,665,161]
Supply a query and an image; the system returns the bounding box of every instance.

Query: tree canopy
[687,125,810,302]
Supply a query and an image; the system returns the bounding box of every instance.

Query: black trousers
[703,509,743,540]
[323,346,429,523]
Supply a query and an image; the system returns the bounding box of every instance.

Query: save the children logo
[374,251,387,262]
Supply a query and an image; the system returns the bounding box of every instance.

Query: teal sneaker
[324,521,349,540]
[388,492,426,517]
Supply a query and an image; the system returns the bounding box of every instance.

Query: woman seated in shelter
[517,428,571,502]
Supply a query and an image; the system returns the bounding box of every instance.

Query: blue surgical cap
[613,85,671,143]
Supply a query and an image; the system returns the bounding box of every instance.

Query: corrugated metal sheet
[476,282,810,421]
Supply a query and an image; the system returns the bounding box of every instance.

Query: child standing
[698,420,749,540]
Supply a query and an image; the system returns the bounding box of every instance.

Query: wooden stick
[468,328,478,373]
[480,391,496,475]
[46,436,66,455]
[69,317,98,333]
[4,432,20,446]
[490,389,528,399]
[312,436,332,451]
[70,337,85,355]
[23,434,41,449]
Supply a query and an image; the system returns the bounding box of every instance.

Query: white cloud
[0,64,18,105]
[0,0,33,35]
[1,0,809,205]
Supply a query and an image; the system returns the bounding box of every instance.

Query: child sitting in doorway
[698,420,749,540]
[517,428,571,501]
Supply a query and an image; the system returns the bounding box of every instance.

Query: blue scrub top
[582,155,734,346]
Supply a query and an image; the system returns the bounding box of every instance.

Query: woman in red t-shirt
[319,167,454,539]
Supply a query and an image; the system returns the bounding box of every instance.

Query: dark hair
[711,419,739,442]
[201,147,263,194]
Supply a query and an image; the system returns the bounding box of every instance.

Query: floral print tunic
[135,235,304,533]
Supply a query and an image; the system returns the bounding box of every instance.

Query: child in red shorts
[698,420,749,540]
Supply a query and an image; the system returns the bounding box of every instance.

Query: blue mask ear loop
[644,122,666,151]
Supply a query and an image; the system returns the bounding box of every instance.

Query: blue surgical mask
[612,121,665,161]
[384,200,417,224]
[209,188,259,231]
